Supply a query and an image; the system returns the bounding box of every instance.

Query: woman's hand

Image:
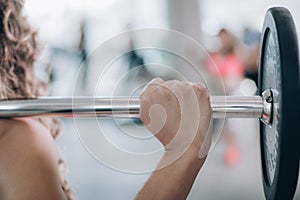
[140,78,212,158]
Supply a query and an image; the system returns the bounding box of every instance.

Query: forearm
[135,146,205,200]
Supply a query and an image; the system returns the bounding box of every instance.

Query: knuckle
[201,86,209,93]
[192,84,210,101]
[154,77,164,83]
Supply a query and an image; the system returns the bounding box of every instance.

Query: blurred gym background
[24,0,300,199]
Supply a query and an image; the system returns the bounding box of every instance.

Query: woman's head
[0,0,46,100]
[218,28,236,55]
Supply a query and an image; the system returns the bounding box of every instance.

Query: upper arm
[0,119,67,200]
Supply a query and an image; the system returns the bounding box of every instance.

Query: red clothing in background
[206,53,244,78]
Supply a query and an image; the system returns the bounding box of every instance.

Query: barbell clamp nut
[261,89,273,126]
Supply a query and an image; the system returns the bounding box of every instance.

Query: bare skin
[0,118,67,200]
[136,78,212,200]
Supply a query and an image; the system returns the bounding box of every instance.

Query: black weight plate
[259,7,300,200]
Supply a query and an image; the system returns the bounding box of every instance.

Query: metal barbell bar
[0,91,272,123]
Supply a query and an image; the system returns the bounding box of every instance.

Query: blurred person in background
[206,28,244,93]
[205,28,244,166]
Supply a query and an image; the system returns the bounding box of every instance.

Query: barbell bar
[0,94,268,119]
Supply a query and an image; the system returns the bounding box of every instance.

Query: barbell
[0,7,299,200]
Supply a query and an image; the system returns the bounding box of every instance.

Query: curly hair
[0,0,75,199]
[0,0,45,99]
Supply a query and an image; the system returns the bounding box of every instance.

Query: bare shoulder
[0,118,58,162]
[0,118,66,200]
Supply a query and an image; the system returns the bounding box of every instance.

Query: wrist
[184,144,207,161]
[160,144,206,167]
